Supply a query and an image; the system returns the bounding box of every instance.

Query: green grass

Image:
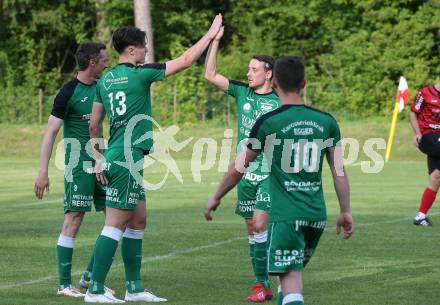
[0,122,437,304]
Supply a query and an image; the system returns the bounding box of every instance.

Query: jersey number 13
[108,91,127,116]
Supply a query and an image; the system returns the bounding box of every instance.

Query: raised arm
[326,146,354,239]
[204,148,258,220]
[89,102,107,184]
[165,14,222,77]
[34,115,63,199]
[204,26,229,92]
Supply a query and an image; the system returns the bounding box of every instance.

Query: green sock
[122,233,144,293]
[278,287,283,305]
[249,236,256,277]
[57,245,73,289]
[83,247,95,281]
[90,233,120,294]
[286,302,304,305]
[254,232,268,285]
[57,234,75,289]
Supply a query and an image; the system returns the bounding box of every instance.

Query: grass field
[0,122,438,305]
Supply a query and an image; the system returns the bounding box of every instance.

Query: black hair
[75,42,106,71]
[273,56,305,93]
[112,26,146,54]
[252,54,274,72]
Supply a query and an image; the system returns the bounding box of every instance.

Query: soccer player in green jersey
[34,42,109,298]
[85,15,223,303]
[204,26,280,302]
[204,56,354,305]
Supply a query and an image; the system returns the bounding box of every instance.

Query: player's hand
[204,196,220,221]
[336,211,354,239]
[34,173,49,200]
[214,26,224,41]
[413,133,422,147]
[95,158,108,185]
[207,14,223,40]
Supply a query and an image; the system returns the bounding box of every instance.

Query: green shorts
[104,148,145,210]
[235,172,271,218]
[64,163,106,213]
[267,220,326,274]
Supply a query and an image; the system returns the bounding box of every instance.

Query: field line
[0,236,244,290]
[1,212,438,290]
[3,198,61,209]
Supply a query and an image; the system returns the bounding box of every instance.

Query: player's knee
[128,216,146,230]
[431,170,440,182]
[253,219,266,233]
[136,217,146,229]
[62,212,84,236]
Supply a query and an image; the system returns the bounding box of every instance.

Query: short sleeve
[138,63,166,83]
[328,118,341,147]
[51,79,78,120]
[411,90,424,113]
[227,80,247,98]
[94,84,103,104]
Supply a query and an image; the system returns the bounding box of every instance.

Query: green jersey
[227,80,280,172]
[248,104,341,222]
[51,78,97,163]
[95,63,166,152]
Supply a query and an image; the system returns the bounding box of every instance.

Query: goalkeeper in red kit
[410,82,440,226]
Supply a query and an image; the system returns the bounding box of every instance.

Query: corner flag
[397,77,409,112]
[386,76,409,162]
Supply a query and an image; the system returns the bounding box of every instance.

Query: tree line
[0,0,439,125]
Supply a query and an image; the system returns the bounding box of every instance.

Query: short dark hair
[112,26,146,54]
[273,56,305,93]
[252,55,274,72]
[75,42,106,71]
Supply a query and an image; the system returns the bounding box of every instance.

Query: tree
[134,0,154,63]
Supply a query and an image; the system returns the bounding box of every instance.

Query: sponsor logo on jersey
[294,128,313,136]
[241,116,256,129]
[238,200,255,213]
[256,191,271,202]
[246,97,255,102]
[103,72,129,90]
[244,172,268,182]
[274,249,305,267]
[111,119,127,128]
[258,98,278,112]
[284,180,321,192]
[80,96,89,103]
[414,93,424,110]
[295,220,326,230]
[106,187,121,202]
[71,194,93,207]
[252,98,277,119]
[281,120,324,134]
[243,102,252,113]
[428,124,440,129]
